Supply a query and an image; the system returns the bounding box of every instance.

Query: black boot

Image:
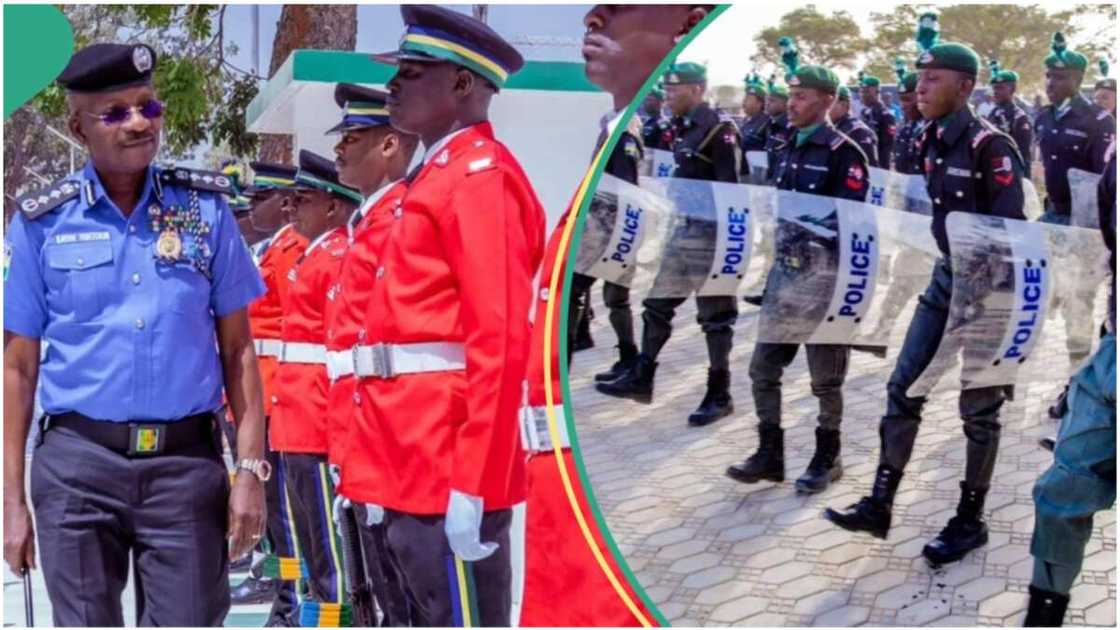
[688,368,734,427]
[824,464,902,539]
[231,575,278,605]
[573,310,595,352]
[922,482,990,565]
[726,425,784,483]
[795,428,843,494]
[742,292,764,306]
[595,353,657,403]
[1024,585,1069,627]
[594,342,638,383]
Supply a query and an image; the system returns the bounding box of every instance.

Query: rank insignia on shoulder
[467,157,495,174]
[971,129,993,150]
[159,167,234,195]
[829,135,845,151]
[15,179,80,220]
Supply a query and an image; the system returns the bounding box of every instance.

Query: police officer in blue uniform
[1025,140,1115,628]
[3,43,268,626]
[597,62,741,428]
[726,57,870,495]
[830,85,880,167]
[986,60,1034,172]
[826,41,1027,566]
[858,71,898,170]
[763,77,793,181]
[892,60,927,174]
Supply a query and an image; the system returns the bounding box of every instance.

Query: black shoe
[795,428,843,494]
[1047,385,1070,420]
[230,553,253,573]
[823,464,902,539]
[921,482,989,565]
[595,353,656,403]
[1024,585,1069,627]
[594,343,638,383]
[231,575,277,606]
[688,368,734,427]
[742,293,764,306]
[726,425,784,483]
[1038,437,1056,452]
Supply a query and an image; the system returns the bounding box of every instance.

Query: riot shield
[868,167,933,216]
[905,212,1108,398]
[640,148,676,178]
[743,150,770,185]
[1069,168,1103,229]
[574,173,672,288]
[635,177,759,298]
[754,191,937,346]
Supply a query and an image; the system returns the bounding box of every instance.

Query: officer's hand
[3,500,36,576]
[228,472,266,560]
[444,490,497,562]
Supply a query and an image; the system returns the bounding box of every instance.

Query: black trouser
[382,508,512,627]
[283,453,346,611]
[265,423,299,624]
[641,295,738,370]
[31,422,230,626]
[353,504,412,627]
[570,272,635,352]
[749,342,850,430]
[878,259,1007,490]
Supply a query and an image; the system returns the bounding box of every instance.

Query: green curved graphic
[4,5,73,118]
[558,5,730,627]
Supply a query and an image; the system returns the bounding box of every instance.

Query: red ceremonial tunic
[343,123,545,514]
[323,182,406,474]
[248,224,307,417]
[270,227,348,454]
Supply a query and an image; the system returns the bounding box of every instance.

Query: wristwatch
[236,458,272,482]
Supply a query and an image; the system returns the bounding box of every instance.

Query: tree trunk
[257,5,358,165]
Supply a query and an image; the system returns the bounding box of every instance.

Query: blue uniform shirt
[4,161,265,422]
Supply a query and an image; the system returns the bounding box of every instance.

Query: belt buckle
[371,343,394,379]
[127,423,166,456]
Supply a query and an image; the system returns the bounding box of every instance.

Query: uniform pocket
[45,240,114,321]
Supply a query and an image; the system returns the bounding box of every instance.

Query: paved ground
[571,285,1116,627]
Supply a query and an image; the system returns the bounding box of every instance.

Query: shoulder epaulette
[158,166,235,195]
[15,179,81,220]
[972,118,1024,168]
[830,129,870,167]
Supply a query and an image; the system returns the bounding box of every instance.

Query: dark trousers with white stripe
[382,509,512,627]
[266,439,300,624]
[283,453,346,610]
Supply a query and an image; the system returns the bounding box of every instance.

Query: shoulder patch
[467,157,496,174]
[830,134,845,151]
[971,128,994,150]
[16,179,81,220]
[159,167,235,195]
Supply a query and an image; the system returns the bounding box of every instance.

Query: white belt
[520,405,570,453]
[278,342,328,364]
[254,339,284,358]
[327,342,466,381]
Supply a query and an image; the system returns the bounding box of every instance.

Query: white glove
[363,503,385,527]
[332,494,351,525]
[329,464,342,487]
[444,490,498,562]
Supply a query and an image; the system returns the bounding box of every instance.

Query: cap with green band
[295,150,362,204]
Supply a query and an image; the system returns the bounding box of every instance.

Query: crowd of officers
[583,14,1115,627]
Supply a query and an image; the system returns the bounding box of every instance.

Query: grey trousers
[31,422,230,627]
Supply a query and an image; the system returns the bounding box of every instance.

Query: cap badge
[133,46,153,73]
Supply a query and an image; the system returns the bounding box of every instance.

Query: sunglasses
[86,99,164,125]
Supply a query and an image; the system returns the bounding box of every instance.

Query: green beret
[917,42,980,77]
[990,70,1019,84]
[837,85,851,101]
[1045,32,1088,72]
[767,74,789,99]
[898,72,919,94]
[663,61,706,85]
[787,64,839,94]
[743,73,767,98]
[859,74,881,88]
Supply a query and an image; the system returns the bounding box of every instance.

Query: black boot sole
[823,508,889,539]
[688,404,734,427]
[594,371,626,383]
[921,530,989,566]
[795,462,843,494]
[595,383,652,404]
[726,466,783,484]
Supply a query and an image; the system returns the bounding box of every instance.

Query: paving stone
[682,566,738,590]
[656,538,710,561]
[708,595,769,623]
[812,604,870,626]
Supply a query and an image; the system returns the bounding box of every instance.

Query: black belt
[46,412,215,457]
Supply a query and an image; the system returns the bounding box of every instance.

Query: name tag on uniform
[947,167,973,178]
[803,164,828,172]
[1064,128,1088,138]
[54,231,110,244]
